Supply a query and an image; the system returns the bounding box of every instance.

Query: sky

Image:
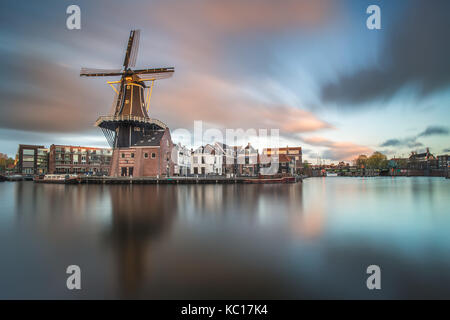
[0,0,449,162]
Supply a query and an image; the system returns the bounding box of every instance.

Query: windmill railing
[95,115,167,129]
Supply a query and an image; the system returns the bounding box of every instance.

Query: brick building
[49,144,112,175]
[109,128,174,177]
[262,146,302,175]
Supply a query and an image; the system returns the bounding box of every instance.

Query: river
[0,177,449,299]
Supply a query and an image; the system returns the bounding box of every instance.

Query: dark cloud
[418,126,449,137]
[380,138,423,148]
[321,0,450,105]
[379,125,448,149]
[0,50,110,133]
[380,139,401,147]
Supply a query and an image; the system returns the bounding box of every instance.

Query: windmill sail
[80,68,123,77]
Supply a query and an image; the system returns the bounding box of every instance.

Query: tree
[367,152,388,169]
[0,156,15,173]
[355,155,368,168]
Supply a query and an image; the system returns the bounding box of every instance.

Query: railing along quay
[79,176,302,184]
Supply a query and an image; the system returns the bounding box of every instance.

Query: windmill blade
[123,30,139,69]
[128,29,140,68]
[80,68,123,77]
[114,76,127,115]
[133,67,175,80]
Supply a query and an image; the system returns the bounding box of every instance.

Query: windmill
[80,30,174,148]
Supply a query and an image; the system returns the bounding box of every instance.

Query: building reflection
[106,185,177,298]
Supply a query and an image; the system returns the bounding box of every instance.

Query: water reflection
[1,177,450,299]
[106,185,177,298]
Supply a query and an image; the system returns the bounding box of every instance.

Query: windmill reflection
[106,185,176,298]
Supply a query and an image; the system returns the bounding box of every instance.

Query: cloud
[418,126,449,137]
[0,50,109,133]
[379,125,448,149]
[380,137,423,148]
[154,73,331,134]
[0,0,337,140]
[302,136,372,161]
[321,0,450,105]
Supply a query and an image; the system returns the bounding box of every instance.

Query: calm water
[0,177,449,299]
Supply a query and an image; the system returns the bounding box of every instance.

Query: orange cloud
[150,73,330,134]
[155,0,335,33]
[302,136,373,161]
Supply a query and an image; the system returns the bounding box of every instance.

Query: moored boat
[34,174,80,184]
[243,176,297,184]
[6,174,24,181]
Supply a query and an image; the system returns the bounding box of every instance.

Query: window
[23,155,34,162]
[151,153,156,159]
[121,153,125,158]
[144,153,148,159]
[23,149,35,156]
[131,153,134,158]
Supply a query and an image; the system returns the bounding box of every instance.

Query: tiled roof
[133,130,165,146]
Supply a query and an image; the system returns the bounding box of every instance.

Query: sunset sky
[0,0,449,162]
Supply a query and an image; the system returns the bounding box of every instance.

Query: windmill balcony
[95,115,167,129]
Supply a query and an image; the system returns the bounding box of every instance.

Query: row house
[262,146,302,175]
[259,153,295,175]
[191,144,223,175]
[236,143,259,176]
[173,143,191,176]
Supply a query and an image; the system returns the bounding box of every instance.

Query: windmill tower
[81,30,175,177]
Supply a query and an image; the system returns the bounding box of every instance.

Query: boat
[6,174,24,181]
[243,175,297,184]
[326,172,339,177]
[34,174,80,184]
[0,175,6,182]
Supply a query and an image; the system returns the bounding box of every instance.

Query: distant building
[49,144,112,175]
[262,146,302,175]
[408,148,437,170]
[389,158,408,169]
[437,155,449,170]
[15,144,48,175]
[173,143,191,176]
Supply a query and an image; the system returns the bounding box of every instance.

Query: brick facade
[109,128,174,177]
